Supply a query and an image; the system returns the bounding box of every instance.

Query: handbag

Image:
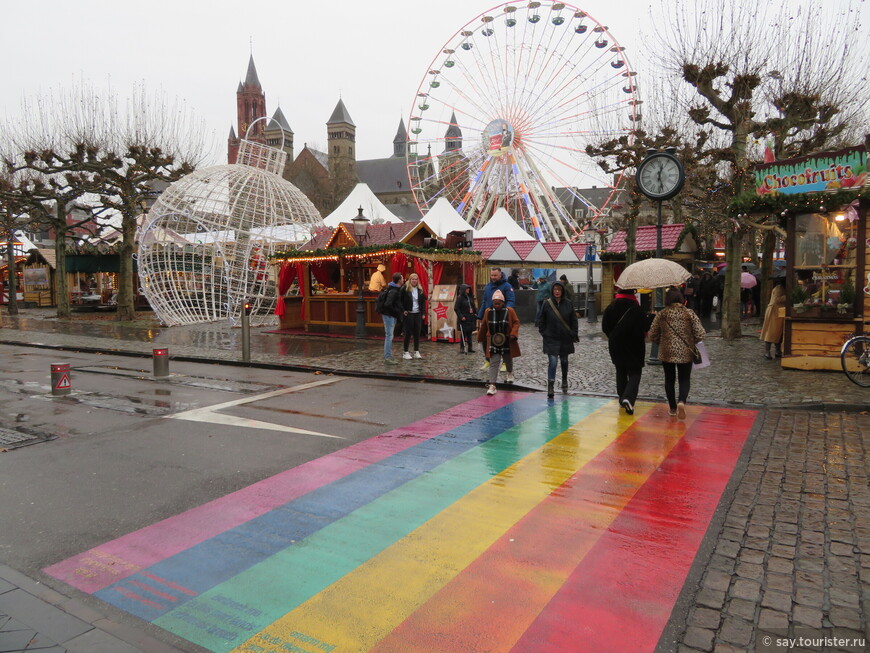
[546,298,579,342]
[662,311,702,364]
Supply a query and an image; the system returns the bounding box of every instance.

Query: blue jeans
[547,354,569,381]
[382,314,397,358]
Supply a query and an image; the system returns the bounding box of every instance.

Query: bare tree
[651,0,867,339]
[3,83,211,320]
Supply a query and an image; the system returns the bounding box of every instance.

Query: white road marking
[165,376,346,438]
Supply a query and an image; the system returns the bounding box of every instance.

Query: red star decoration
[433,303,449,320]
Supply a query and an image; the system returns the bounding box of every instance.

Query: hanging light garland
[728,186,868,217]
[270,242,482,264]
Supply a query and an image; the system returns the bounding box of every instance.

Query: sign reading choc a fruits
[755,145,867,196]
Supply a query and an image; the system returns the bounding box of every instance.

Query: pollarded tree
[3,84,211,321]
[652,0,867,339]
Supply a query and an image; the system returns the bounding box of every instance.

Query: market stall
[740,144,869,370]
[272,220,480,338]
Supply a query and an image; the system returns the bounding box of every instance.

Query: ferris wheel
[407,1,640,241]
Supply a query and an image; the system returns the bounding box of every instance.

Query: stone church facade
[227,55,440,220]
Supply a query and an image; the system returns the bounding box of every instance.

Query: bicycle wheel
[841,336,870,387]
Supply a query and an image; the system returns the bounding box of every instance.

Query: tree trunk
[54,209,70,319]
[5,236,19,316]
[116,210,136,321]
[720,120,753,340]
[721,231,743,340]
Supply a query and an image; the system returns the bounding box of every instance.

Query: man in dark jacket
[601,288,649,414]
[380,273,403,363]
[477,268,515,319]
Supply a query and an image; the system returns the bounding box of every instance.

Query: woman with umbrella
[602,288,650,415]
[648,288,706,419]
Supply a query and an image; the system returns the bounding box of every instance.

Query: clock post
[635,147,685,364]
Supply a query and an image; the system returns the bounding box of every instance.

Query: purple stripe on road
[45,392,522,593]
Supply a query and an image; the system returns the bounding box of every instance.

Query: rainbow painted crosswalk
[46,394,756,653]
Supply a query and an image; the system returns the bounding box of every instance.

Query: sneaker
[481,360,491,370]
[384,357,398,365]
[668,407,677,416]
[486,384,497,396]
[677,402,686,420]
[403,352,412,360]
[500,363,507,372]
[621,398,634,415]
[505,372,514,384]
[413,351,422,359]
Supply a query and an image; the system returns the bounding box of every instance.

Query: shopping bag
[693,341,711,369]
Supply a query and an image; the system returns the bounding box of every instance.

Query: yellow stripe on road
[231,400,651,653]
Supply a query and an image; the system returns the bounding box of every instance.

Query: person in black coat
[399,273,428,359]
[601,288,649,415]
[454,284,478,354]
[538,280,578,397]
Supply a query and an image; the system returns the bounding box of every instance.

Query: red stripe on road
[371,404,691,653]
[510,408,755,653]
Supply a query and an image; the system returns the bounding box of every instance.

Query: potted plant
[838,278,855,314]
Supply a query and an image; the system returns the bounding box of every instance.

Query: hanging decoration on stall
[270,242,482,264]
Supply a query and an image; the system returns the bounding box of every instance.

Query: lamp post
[582,220,598,323]
[351,207,370,339]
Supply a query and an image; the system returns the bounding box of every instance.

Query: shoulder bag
[662,310,702,364]
[546,298,579,343]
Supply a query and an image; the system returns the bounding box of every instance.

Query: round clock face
[636,153,685,200]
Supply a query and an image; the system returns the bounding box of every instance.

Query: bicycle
[840,325,870,387]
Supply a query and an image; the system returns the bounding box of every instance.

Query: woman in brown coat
[477,289,521,395]
[648,288,706,419]
[760,278,786,359]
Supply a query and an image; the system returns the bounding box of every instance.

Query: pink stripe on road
[45,392,522,593]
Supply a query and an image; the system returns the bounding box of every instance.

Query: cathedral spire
[244,54,261,89]
[444,111,462,152]
[392,118,407,158]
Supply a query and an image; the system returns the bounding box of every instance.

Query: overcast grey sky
[2,0,867,168]
[1,0,659,165]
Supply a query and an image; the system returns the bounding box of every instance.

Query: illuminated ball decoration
[137,140,323,326]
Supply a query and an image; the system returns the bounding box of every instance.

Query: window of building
[792,212,858,313]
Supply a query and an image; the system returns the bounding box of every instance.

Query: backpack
[375,285,393,314]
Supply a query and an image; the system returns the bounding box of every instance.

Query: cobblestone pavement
[668,409,870,653]
[1,309,868,408]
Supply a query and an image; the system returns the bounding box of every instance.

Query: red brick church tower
[227,55,266,164]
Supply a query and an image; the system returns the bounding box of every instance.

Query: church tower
[327,98,358,204]
[263,106,294,165]
[392,118,407,158]
[228,55,267,164]
[438,112,465,203]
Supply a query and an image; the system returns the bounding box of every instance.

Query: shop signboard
[754,145,867,196]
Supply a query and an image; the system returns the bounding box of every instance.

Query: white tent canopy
[323,183,402,227]
[423,197,477,238]
[475,208,536,241]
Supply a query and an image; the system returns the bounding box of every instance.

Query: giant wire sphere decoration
[407,1,639,242]
[137,137,323,327]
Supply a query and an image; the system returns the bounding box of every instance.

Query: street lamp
[582,220,598,323]
[351,207,370,338]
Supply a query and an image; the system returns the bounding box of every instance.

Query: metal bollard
[50,363,72,396]
[153,348,169,377]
